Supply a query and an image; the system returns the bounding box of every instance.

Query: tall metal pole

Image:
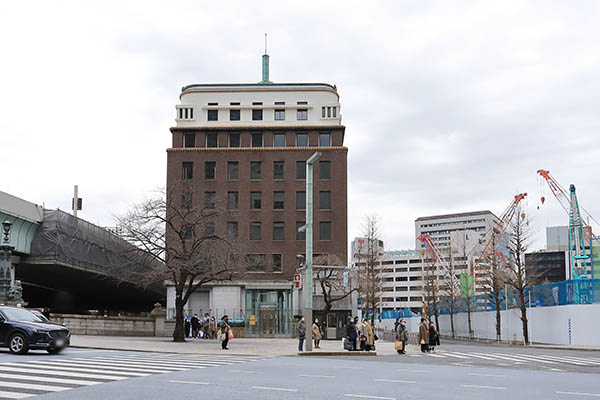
[73,185,78,218]
[304,152,321,352]
[505,283,510,343]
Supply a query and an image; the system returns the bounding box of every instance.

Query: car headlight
[34,329,50,334]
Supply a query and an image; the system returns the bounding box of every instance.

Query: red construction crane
[417,234,451,277]
[472,193,528,279]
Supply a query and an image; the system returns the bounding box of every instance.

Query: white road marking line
[408,354,422,357]
[229,369,262,374]
[85,358,202,369]
[37,359,183,373]
[252,386,298,392]
[0,366,126,381]
[452,352,495,360]
[397,368,430,373]
[427,354,446,358]
[517,354,579,365]
[560,356,600,365]
[344,394,395,400]
[497,363,510,366]
[474,353,527,362]
[0,391,35,399]
[461,384,506,390]
[540,355,600,366]
[299,374,335,378]
[0,380,70,392]
[0,372,101,386]
[92,356,225,366]
[556,391,600,397]
[10,362,148,377]
[335,366,361,369]
[169,380,209,385]
[117,355,245,363]
[468,373,506,378]
[375,379,416,384]
[495,353,556,364]
[441,353,470,359]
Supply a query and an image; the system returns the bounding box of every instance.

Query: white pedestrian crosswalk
[0,352,266,399]
[412,350,600,367]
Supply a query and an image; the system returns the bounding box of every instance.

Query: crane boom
[417,234,451,277]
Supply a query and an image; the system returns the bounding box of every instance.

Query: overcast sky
[1,1,599,252]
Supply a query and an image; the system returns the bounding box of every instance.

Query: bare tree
[114,186,246,342]
[454,229,477,338]
[486,247,506,341]
[354,216,383,324]
[423,259,440,330]
[313,254,356,325]
[442,251,460,339]
[503,208,540,344]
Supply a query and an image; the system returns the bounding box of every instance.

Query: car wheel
[9,332,29,355]
[47,347,64,355]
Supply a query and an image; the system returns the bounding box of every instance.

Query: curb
[298,351,377,356]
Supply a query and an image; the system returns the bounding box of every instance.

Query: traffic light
[293,274,302,289]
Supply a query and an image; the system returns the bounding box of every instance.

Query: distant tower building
[165,51,348,337]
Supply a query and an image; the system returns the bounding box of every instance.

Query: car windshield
[31,311,49,322]
[1,308,41,322]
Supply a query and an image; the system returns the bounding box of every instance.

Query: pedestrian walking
[184,316,191,338]
[395,319,408,354]
[219,315,230,350]
[356,318,366,350]
[312,318,323,349]
[428,322,440,352]
[418,317,429,353]
[209,316,217,340]
[346,316,358,351]
[394,317,400,333]
[191,314,200,338]
[298,317,306,352]
[364,318,375,351]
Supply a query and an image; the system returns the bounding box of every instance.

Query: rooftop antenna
[260,33,272,84]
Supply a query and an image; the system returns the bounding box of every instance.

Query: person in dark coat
[346,316,358,351]
[184,317,191,338]
[428,322,440,352]
[297,317,306,352]
[191,314,200,338]
[395,319,408,354]
[219,315,230,350]
[418,318,429,353]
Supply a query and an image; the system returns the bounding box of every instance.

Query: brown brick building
[165,78,348,337]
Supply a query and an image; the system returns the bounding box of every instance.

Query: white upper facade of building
[415,210,499,251]
[175,83,341,129]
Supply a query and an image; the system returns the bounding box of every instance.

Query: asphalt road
[0,342,598,400]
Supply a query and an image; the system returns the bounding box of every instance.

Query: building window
[250,192,262,209]
[227,161,239,180]
[274,109,285,120]
[205,222,215,236]
[252,109,263,121]
[184,133,195,148]
[322,107,326,118]
[296,161,306,179]
[204,192,216,209]
[250,222,261,240]
[252,133,263,147]
[297,109,308,120]
[296,133,308,147]
[182,162,193,180]
[296,191,306,210]
[227,222,238,239]
[273,161,284,179]
[229,103,240,121]
[319,161,331,179]
[250,161,262,180]
[178,107,194,120]
[181,191,192,210]
[332,107,337,118]
[227,191,239,210]
[181,224,194,239]
[206,133,218,148]
[319,133,331,147]
[296,222,306,240]
[321,106,337,118]
[246,253,265,272]
[319,222,331,241]
[273,222,285,240]
[273,191,284,210]
[207,109,218,121]
[273,133,286,147]
[229,133,240,147]
[204,162,216,180]
[272,254,283,273]
[319,191,331,210]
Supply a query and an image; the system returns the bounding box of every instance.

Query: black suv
[0,306,70,354]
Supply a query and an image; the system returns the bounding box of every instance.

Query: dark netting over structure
[17,209,164,313]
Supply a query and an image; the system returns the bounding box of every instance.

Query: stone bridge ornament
[7,280,24,303]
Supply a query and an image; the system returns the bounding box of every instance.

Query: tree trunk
[449,309,455,338]
[495,300,502,341]
[518,289,529,344]
[173,293,186,342]
[466,297,472,339]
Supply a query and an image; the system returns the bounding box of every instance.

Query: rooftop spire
[260,33,272,84]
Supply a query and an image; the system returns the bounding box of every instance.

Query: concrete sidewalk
[70,335,396,356]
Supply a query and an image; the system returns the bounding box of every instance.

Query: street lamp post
[0,220,13,303]
[304,151,321,352]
